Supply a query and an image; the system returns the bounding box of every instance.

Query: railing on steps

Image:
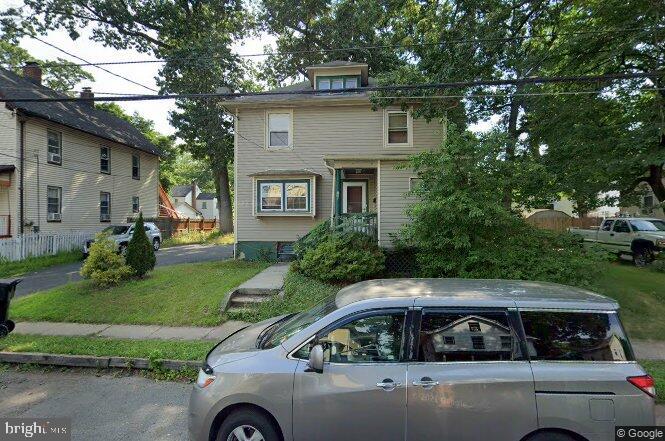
[332,213,378,239]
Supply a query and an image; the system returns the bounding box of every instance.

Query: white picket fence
[0,232,95,262]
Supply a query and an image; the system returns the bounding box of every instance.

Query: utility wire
[28,35,158,93]
[0,71,662,103]
[32,27,658,68]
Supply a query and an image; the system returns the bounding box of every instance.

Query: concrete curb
[0,351,201,371]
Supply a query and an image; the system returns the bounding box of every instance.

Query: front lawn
[11,260,268,326]
[591,263,665,341]
[640,360,665,403]
[0,334,212,361]
[162,230,234,248]
[0,250,83,278]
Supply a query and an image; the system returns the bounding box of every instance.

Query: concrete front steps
[223,263,289,314]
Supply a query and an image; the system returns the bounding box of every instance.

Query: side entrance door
[292,309,408,441]
[342,181,367,213]
[406,306,538,441]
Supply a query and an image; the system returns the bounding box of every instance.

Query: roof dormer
[306,61,369,90]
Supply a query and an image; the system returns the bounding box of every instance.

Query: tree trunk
[215,164,233,233]
[647,163,665,203]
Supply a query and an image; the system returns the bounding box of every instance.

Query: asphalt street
[13,244,233,298]
[0,369,191,441]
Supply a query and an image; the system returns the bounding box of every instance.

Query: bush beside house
[80,234,133,287]
[125,213,156,278]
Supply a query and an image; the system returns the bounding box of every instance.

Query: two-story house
[224,61,444,260]
[0,63,160,238]
[170,182,218,219]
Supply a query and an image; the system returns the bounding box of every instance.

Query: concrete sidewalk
[13,320,249,341]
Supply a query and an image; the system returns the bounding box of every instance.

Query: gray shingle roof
[196,192,216,200]
[170,185,192,197]
[0,68,160,156]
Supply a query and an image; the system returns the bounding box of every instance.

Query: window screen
[418,310,520,362]
[520,311,633,361]
[387,112,408,144]
[268,113,290,147]
[47,186,61,215]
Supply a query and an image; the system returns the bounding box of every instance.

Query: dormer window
[316,76,361,91]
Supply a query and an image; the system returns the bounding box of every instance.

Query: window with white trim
[132,196,140,213]
[258,180,310,213]
[267,112,291,149]
[132,154,140,180]
[100,192,111,222]
[100,146,110,174]
[47,130,62,165]
[386,111,410,145]
[47,186,62,221]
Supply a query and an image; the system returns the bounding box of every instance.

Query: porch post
[334,169,343,217]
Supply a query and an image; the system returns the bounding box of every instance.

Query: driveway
[0,370,189,441]
[14,244,233,298]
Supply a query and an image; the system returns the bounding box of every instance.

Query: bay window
[258,180,310,213]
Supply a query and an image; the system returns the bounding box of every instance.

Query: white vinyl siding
[379,161,415,246]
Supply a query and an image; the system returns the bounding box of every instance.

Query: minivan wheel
[217,410,279,441]
[153,238,160,251]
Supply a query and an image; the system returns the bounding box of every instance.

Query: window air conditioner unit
[47,213,61,221]
[48,152,61,163]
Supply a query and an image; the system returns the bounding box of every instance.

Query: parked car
[188,279,655,441]
[83,223,162,257]
[571,217,665,266]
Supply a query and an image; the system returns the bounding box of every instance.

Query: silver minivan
[188,279,656,441]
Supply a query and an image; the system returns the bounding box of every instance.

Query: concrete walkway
[13,320,249,341]
[235,262,290,294]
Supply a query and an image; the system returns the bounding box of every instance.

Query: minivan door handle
[413,377,440,390]
[376,379,401,391]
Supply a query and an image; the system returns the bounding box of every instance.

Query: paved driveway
[0,370,190,441]
[14,244,233,298]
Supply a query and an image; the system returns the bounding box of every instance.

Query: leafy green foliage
[293,220,332,259]
[296,233,385,284]
[125,213,156,278]
[400,125,601,286]
[80,233,133,288]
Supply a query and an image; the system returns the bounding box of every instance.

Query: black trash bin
[0,278,21,338]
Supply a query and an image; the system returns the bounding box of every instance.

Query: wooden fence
[526,216,603,232]
[129,217,218,239]
[0,232,94,262]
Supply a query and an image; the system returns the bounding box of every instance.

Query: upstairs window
[132,154,140,180]
[385,110,411,146]
[100,192,111,222]
[100,146,110,174]
[318,78,331,90]
[47,130,62,165]
[316,76,361,91]
[201,201,207,209]
[331,78,344,90]
[267,111,292,149]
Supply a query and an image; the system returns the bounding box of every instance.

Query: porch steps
[225,292,279,315]
[221,263,289,314]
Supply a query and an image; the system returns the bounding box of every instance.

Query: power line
[32,27,657,68]
[0,71,661,103]
[28,35,158,93]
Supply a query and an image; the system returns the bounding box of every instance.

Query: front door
[293,310,408,441]
[342,181,366,213]
[406,307,538,441]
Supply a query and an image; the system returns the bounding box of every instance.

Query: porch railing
[0,215,9,238]
[332,213,378,239]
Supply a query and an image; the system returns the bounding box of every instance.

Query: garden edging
[0,351,201,371]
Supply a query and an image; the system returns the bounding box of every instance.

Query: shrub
[80,233,133,287]
[297,232,385,283]
[293,220,332,259]
[125,212,156,278]
[651,258,665,273]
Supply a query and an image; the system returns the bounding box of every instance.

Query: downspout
[18,118,25,235]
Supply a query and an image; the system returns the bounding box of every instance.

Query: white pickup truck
[570,217,665,266]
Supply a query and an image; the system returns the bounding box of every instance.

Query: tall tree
[2,0,252,231]
[0,40,93,92]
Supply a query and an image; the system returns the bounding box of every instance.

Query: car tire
[118,244,127,256]
[526,431,577,441]
[216,409,279,441]
[633,246,654,267]
[153,238,160,251]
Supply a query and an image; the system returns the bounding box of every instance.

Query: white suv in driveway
[83,223,162,256]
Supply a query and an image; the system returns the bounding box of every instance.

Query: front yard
[10,260,268,327]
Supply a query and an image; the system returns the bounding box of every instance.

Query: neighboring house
[170,182,204,219]
[0,63,160,238]
[196,192,218,219]
[223,61,444,260]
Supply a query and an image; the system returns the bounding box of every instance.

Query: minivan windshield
[261,294,339,349]
[103,226,130,235]
[629,219,665,232]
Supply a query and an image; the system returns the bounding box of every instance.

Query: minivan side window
[417,311,521,362]
[520,311,633,362]
[319,313,406,364]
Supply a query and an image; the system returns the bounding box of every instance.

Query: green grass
[590,262,665,341]
[162,230,234,248]
[11,260,269,326]
[639,360,665,403]
[0,250,83,278]
[0,334,212,361]
[226,270,338,323]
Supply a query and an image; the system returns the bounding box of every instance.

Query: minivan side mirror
[307,344,324,373]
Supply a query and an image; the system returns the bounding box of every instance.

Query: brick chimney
[79,87,94,106]
[22,61,42,85]
[190,181,197,211]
